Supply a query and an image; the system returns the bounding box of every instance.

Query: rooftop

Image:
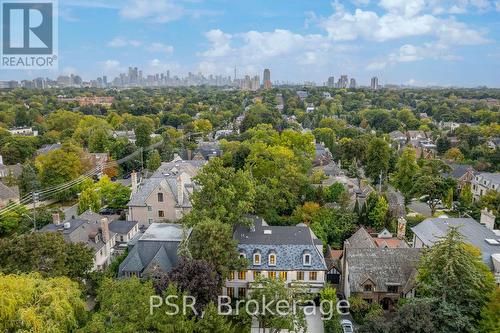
[140,223,186,241]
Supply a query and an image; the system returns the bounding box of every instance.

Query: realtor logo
[1,0,58,69]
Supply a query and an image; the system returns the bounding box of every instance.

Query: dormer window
[268,252,276,266]
[303,253,311,266]
[253,252,261,265]
[239,251,246,259]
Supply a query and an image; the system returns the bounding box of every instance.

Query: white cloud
[102,60,125,74]
[107,37,142,48]
[119,0,184,23]
[148,42,174,55]
[200,29,232,57]
[320,2,488,44]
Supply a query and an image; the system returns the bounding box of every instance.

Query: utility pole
[378,171,383,193]
[32,191,39,230]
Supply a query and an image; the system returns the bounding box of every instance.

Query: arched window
[268,252,276,266]
[253,251,261,265]
[303,252,311,266]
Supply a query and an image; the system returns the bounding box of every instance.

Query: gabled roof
[109,220,137,234]
[345,227,376,249]
[346,248,421,293]
[0,182,19,201]
[442,163,476,179]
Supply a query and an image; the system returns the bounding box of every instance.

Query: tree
[195,303,234,333]
[325,182,347,203]
[478,288,500,333]
[188,218,246,281]
[417,227,496,331]
[188,158,255,226]
[147,149,161,171]
[365,137,390,182]
[240,103,281,132]
[88,127,110,153]
[444,147,465,162]
[443,187,454,209]
[36,148,82,187]
[0,232,94,279]
[367,195,389,230]
[412,174,452,215]
[82,278,196,333]
[78,187,101,214]
[135,121,153,148]
[390,298,436,333]
[320,285,342,333]
[459,183,473,207]
[436,137,451,155]
[152,259,221,313]
[0,273,87,333]
[394,147,419,202]
[247,276,308,333]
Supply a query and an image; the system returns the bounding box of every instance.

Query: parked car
[341,319,354,333]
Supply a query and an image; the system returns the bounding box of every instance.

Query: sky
[1,0,500,87]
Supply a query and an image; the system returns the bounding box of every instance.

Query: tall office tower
[252,75,260,91]
[103,76,107,87]
[349,78,357,89]
[340,75,348,88]
[263,68,271,89]
[327,76,335,87]
[370,76,379,90]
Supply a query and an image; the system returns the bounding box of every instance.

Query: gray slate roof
[36,143,62,156]
[0,182,19,201]
[109,220,137,235]
[119,223,191,276]
[234,216,327,271]
[346,248,421,293]
[411,217,500,270]
[346,227,376,249]
[442,163,475,179]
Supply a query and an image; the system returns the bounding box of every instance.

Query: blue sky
[2,0,500,87]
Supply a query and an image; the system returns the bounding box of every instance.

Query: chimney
[480,208,496,230]
[131,171,138,193]
[177,175,184,206]
[52,213,61,225]
[397,217,407,239]
[100,218,110,243]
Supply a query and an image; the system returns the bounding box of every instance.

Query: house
[127,155,206,228]
[190,141,222,160]
[486,138,500,149]
[118,223,190,278]
[411,214,500,284]
[297,90,308,100]
[36,143,62,156]
[214,130,234,140]
[306,103,315,113]
[109,220,139,243]
[40,211,116,271]
[314,142,333,166]
[388,130,407,149]
[0,182,20,208]
[442,163,476,190]
[112,130,136,143]
[472,172,500,201]
[225,216,327,299]
[341,227,419,310]
[0,155,22,179]
[439,121,461,131]
[406,130,426,148]
[8,127,38,136]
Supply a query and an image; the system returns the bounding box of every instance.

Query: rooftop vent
[485,239,500,245]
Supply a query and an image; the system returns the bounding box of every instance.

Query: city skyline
[0,0,499,87]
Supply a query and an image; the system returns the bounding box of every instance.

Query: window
[238,288,247,298]
[364,284,372,292]
[268,271,276,280]
[279,271,288,281]
[148,218,153,224]
[157,192,164,202]
[158,210,164,218]
[303,253,311,266]
[309,271,317,281]
[296,271,304,281]
[253,253,261,265]
[238,271,246,280]
[147,206,152,211]
[269,253,276,266]
[228,271,235,280]
[387,286,398,294]
[227,287,234,298]
[120,236,124,242]
[239,252,246,259]
[253,271,261,280]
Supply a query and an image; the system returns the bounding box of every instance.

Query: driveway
[250,307,324,333]
[408,200,432,217]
